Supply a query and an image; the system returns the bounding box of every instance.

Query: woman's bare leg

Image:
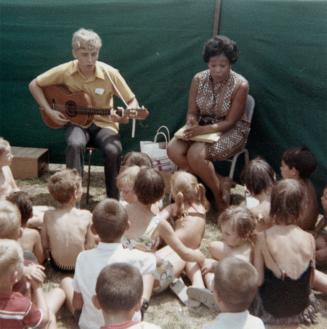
[167,138,191,171]
[186,142,226,211]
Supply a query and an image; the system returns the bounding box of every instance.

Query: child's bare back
[19,227,44,264]
[42,207,93,269]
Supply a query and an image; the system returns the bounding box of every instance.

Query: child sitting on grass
[253,179,318,325]
[0,200,66,329]
[93,263,161,329]
[314,184,327,264]
[187,206,256,310]
[117,165,141,205]
[0,137,18,199]
[280,146,319,231]
[202,256,265,329]
[42,169,95,271]
[0,239,49,329]
[242,157,276,231]
[7,191,44,264]
[122,151,153,168]
[61,198,156,329]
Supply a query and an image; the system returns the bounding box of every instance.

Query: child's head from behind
[170,171,209,212]
[116,166,140,204]
[0,137,13,166]
[270,179,304,225]
[72,28,102,51]
[218,206,256,248]
[281,146,317,179]
[0,200,21,240]
[134,167,165,206]
[214,256,258,312]
[92,199,128,243]
[242,157,276,196]
[7,191,33,226]
[48,169,82,205]
[94,263,143,315]
[0,239,24,286]
[122,152,153,168]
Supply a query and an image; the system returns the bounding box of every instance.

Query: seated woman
[167,35,250,211]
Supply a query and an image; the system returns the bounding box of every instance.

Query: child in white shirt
[202,257,264,329]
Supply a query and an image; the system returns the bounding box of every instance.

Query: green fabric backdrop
[0,0,326,193]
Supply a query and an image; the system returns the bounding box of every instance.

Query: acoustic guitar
[40,85,149,128]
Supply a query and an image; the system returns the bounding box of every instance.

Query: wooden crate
[11,147,49,179]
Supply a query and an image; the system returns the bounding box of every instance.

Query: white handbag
[140,126,176,172]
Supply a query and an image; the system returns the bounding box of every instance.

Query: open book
[174,125,221,144]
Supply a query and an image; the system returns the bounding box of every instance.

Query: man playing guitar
[29,28,143,199]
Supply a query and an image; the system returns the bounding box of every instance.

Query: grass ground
[17,164,327,329]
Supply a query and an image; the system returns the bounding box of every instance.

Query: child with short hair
[93,263,160,329]
[116,165,141,205]
[0,137,18,200]
[202,257,265,329]
[42,169,95,271]
[253,179,318,324]
[281,146,319,230]
[0,239,49,329]
[242,157,276,231]
[122,151,153,168]
[7,191,45,264]
[61,198,156,329]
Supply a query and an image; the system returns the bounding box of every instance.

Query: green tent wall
[0,0,326,193]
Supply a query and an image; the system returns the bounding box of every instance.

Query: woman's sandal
[186,287,219,312]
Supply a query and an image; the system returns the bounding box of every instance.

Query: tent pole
[212,0,222,36]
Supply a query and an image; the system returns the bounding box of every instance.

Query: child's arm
[41,212,50,260]
[84,216,96,249]
[29,276,49,328]
[33,230,45,264]
[72,291,84,311]
[158,220,205,265]
[253,233,265,286]
[6,166,19,191]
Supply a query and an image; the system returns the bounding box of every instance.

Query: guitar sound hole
[65,101,77,117]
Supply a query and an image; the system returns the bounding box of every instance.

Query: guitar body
[42,85,94,128]
[40,84,149,129]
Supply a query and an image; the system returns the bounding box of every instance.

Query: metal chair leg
[86,148,93,204]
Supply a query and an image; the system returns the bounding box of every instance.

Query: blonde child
[0,239,49,329]
[155,171,209,304]
[253,179,318,324]
[187,206,256,310]
[7,191,44,264]
[202,257,265,329]
[280,146,319,230]
[116,165,141,205]
[42,169,95,271]
[0,200,66,329]
[93,263,160,329]
[0,137,18,199]
[242,157,276,231]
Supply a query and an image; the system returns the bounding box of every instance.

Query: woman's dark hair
[203,35,239,64]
